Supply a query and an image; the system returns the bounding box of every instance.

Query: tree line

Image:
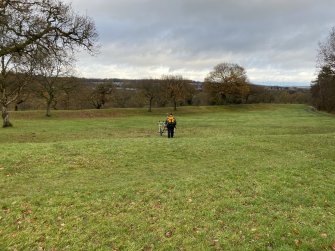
[12,71,310,115]
[311,27,335,113]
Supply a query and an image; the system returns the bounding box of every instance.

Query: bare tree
[0,55,34,127]
[0,0,98,127]
[89,83,115,109]
[0,0,97,58]
[318,27,335,71]
[138,79,162,112]
[33,52,73,116]
[59,77,81,110]
[161,75,191,111]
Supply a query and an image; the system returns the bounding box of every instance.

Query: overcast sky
[64,0,334,85]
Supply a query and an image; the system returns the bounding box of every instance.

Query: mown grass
[0,104,335,250]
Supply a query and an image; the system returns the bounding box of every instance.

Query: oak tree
[0,0,98,127]
[204,63,250,104]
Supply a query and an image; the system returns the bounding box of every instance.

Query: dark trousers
[167,126,175,138]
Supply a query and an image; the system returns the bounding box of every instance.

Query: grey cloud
[65,0,335,84]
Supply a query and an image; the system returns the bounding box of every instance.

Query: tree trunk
[15,100,24,111]
[173,98,177,111]
[245,94,249,104]
[46,101,52,117]
[66,94,70,110]
[148,97,153,112]
[2,105,12,127]
[219,93,226,105]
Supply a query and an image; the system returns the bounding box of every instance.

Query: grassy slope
[0,104,335,250]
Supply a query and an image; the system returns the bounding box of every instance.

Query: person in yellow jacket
[165,113,177,138]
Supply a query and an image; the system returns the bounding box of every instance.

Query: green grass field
[1,104,335,250]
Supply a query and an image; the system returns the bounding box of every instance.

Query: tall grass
[1,104,335,250]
